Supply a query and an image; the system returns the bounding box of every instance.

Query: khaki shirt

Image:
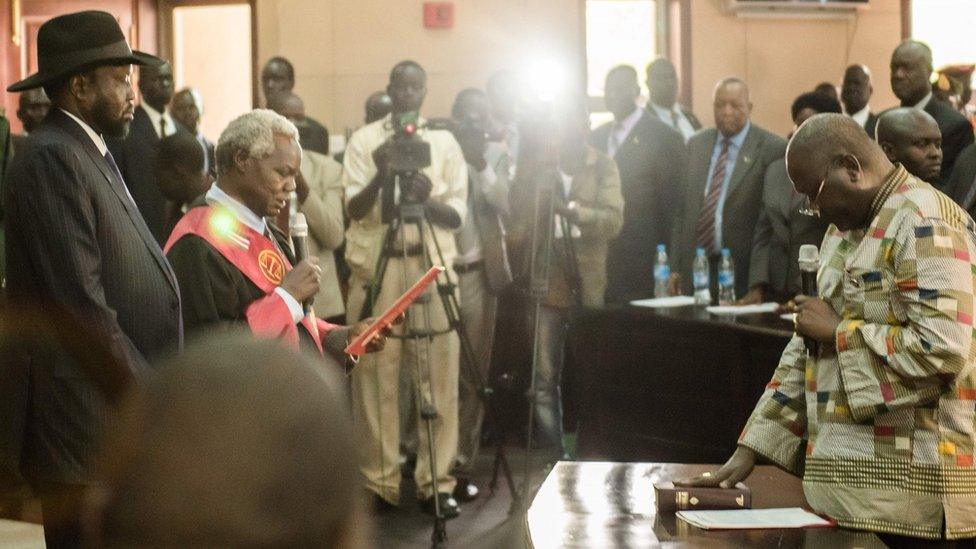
[342,114,467,281]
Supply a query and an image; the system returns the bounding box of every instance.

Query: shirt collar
[719,121,751,148]
[205,182,267,234]
[614,106,644,133]
[866,164,909,224]
[59,108,108,155]
[849,105,871,125]
[141,102,172,134]
[913,91,933,110]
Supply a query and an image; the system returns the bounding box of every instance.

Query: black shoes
[369,491,398,514]
[419,492,460,519]
[452,478,480,502]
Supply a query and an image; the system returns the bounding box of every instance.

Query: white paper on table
[676,507,832,530]
[630,296,696,308]
[706,302,780,316]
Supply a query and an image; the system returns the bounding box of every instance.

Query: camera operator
[449,88,513,503]
[508,95,623,457]
[342,60,468,517]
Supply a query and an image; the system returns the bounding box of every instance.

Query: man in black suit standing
[261,56,330,155]
[3,11,182,546]
[890,40,974,189]
[841,64,879,138]
[646,57,701,143]
[591,65,685,302]
[108,60,180,245]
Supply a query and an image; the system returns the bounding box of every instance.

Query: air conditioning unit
[727,0,869,19]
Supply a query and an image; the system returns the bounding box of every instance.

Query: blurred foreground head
[90,333,368,548]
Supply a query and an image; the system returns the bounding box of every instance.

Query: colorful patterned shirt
[740,164,976,540]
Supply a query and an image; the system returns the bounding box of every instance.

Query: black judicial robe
[165,200,346,361]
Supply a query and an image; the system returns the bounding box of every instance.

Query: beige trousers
[347,256,459,504]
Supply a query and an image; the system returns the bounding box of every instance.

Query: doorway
[159,0,255,141]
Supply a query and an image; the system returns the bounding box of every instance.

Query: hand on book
[675,446,756,489]
[349,312,405,354]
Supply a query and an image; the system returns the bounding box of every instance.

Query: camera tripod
[359,177,517,544]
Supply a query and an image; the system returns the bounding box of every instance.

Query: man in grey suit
[669,78,787,300]
[450,88,512,501]
[3,11,182,546]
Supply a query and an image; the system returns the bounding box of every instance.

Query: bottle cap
[696,247,706,256]
[721,248,731,257]
[657,244,666,252]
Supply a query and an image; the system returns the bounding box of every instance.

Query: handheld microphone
[291,212,311,316]
[798,244,820,356]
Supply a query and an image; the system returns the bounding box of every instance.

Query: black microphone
[798,244,819,356]
[291,212,311,316]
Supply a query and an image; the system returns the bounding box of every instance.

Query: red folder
[344,266,445,356]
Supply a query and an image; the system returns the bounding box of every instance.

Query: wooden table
[568,304,795,463]
[526,461,885,548]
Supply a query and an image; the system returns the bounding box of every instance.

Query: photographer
[449,88,512,502]
[342,60,468,517]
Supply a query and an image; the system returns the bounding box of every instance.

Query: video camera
[381,111,433,223]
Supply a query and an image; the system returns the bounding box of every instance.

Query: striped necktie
[696,138,731,254]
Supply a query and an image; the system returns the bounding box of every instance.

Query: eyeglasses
[798,178,826,217]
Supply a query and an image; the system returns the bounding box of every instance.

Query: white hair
[215,109,300,175]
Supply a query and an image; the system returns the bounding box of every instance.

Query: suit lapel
[49,111,179,295]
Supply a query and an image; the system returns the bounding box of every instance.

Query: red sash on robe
[165,204,335,354]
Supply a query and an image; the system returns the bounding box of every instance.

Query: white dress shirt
[607,106,644,158]
[650,102,696,142]
[913,91,934,110]
[141,102,177,138]
[205,183,304,323]
[849,105,872,128]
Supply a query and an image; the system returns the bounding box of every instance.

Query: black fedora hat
[7,10,163,93]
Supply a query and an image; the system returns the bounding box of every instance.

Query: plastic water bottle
[693,247,711,305]
[653,244,670,297]
[718,248,736,305]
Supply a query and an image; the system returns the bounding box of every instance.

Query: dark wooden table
[568,304,795,463]
[526,461,886,548]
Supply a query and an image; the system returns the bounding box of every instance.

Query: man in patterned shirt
[680,113,976,545]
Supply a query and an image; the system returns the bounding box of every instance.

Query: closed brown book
[654,481,752,513]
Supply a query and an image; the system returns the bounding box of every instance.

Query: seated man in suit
[890,40,974,189]
[743,91,836,304]
[12,88,50,152]
[261,56,330,154]
[170,87,216,178]
[668,77,787,301]
[842,64,879,138]
[876,108,943,185]
[645,57,700,142]
[591,65,685,302]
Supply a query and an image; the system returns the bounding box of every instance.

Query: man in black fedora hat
[2,10,182,546]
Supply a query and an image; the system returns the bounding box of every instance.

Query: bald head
[876,107,942,182]
[17,88,50,133]
[267,91,305,125]
[891,40,934,105]
[646,57,679,108]
[713,77,751,137]
[787,113,891,230]
[364,91,392,124]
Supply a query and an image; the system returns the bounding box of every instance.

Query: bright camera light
[523,58,568,102]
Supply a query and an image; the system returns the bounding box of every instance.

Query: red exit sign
[424,2,454,29]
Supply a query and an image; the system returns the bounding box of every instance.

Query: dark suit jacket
[590,111,686,302]
[671,124,787,298]
[107,105,186,245]
[748,159,830,302]
[201,133,216,178]
[3,109,182,488]
[469,142,513,294]
[864,112,879,140]
[923,97,974,189]
[298,116,330,155]
[944,142,976,217]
